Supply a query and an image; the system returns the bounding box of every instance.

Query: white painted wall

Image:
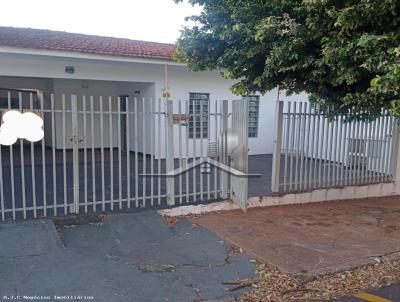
[0,51,309,156]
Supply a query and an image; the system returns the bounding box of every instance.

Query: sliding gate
[0,91,249,220]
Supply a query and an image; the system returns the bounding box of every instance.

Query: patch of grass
[384,224,397,234]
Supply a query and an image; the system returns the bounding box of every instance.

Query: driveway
[189,196,400,276]
[0,211,256,302]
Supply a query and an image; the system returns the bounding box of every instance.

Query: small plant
[384,224,397,234]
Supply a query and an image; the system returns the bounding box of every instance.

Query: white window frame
[244,95,260,138]
[189,92,209,139]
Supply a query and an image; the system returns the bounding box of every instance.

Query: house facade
[0,26,308,157]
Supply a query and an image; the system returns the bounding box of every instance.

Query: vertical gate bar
[5,93,14,219]
[51,94,57,216]
[157,99,161,205]
[178,100,183,204]
[318,113,327,188]
[293,102,303,191]
[367,117,373,183]
[389,117,398,180]
[299,102,304,189]
[220,100,229,198]
[365,118,371,183]
[308,105,315,190]
[199,101,204,200]
[376,113,383,182]
[164,101,168,199]
[244,98,249,202]
[166,98,175,205]
[379,113,388,182]
[39,93,47,217]
[346,112,352,185]
[340,112,347,186]
[319,110,325,187]
[358,119,364,184]
[117,97,122,209]
[335,114,342,186]
[99,96,105,211]
[372,115,379,183]
[207,101,211,200]
[289,102,296,191]
[376,116,384,182]
[360,119,366,184]
[150,98,154,206]
[355,119,362,184]
[314,106,321,189]
[19,92,27,219]
[213,100,218,198]
[380,113,388,181]
[71,95,79,214]
[294,102,303,191]
[322,111,329,187]
[8,93,16,220]
[0,131,3,221]
[387,115,396,180]
[354,115,360,185]
[142,97,147,206]
[62,94,67,215]
[349,109,356,185]
[299,103,307,190]
[30,93,37,218]
[90,96,96,212]
[367,117,374,182]
[284,103,291,191]
[192,99,197,201]
[370,117,377,182]
[109,97,114,211]
[271,101,283,192]
[327,108,334,186]
[186,100,190,202]
[292,102,303,191]
[345,111,351,185]
[383,114,393,180]
[372,115,380,183]
[83,96,88,213]
[134,97,139,207]
[304,103,312,190]
[358,119,363,184]
[126,97,131,208]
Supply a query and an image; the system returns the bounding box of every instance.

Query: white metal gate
[272,101,396,193]
[0,91,249,220]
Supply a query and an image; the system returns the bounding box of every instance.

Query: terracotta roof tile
[0,27,176,61]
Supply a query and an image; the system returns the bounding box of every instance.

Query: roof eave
[0,46,185,66]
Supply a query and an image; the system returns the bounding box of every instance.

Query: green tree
[175,0,400,119]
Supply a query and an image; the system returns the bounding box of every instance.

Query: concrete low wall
[247,182,400,208]
[160,182,400,217]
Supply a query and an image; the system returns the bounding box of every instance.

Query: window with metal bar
[243,95,260,138]
[0,88,40,109]
[189,92,209,139]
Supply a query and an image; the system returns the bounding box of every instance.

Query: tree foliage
[175,0,400,119]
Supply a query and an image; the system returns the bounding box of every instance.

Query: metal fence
[0,91,237,220]
[272,101,397,193]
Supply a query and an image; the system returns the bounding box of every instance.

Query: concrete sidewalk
[0,211,256,302]
[190,196,400,276]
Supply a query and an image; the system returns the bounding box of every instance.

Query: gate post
[271,101,284,193]
[166,99,175,205]
[392,122,400,193]
[220,100,229,199]
[71,95,80,214]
